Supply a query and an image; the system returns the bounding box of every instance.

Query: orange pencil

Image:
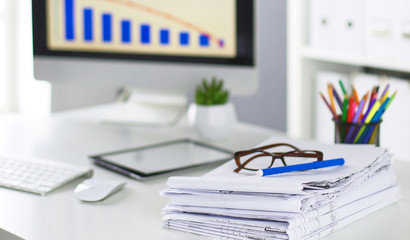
[327,83,337,115]
[358,91,369,122]
[352,85,359,104]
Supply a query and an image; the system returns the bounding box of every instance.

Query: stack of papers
[161,136,401,240]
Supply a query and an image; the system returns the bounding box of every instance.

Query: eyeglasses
[233,143,324,173]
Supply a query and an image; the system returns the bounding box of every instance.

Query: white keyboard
[0,154,93,195]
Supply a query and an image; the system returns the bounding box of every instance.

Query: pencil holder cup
[332,118,382,146]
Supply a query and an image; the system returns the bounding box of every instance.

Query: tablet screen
[89,139,233,178]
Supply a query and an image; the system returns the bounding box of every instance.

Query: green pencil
[384,91,397,111]
[339,79,347,95]
[341,94,348,142]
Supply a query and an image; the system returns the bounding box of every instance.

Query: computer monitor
[32,0,257,124]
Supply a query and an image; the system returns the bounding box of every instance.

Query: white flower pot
[189,102,237,140]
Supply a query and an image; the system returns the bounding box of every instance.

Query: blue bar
[121,20,131,43]
[83,8,93,41]
[102,13,112,42]
[180,32,189,46]
[160,29,169,45]
[141,24,150,44]
[65,0,74,40]
[199,34,209,46]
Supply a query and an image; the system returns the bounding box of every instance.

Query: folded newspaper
[161,136,400,240]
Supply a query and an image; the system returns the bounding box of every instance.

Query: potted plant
[190,77,237,139]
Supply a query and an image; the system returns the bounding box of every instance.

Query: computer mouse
[74,178,126,202]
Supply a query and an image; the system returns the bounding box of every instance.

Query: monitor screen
[32,0,256,95]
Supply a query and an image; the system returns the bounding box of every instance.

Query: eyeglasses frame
[233,143,324,173]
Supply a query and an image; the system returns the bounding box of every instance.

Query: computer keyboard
[0,154,93,195]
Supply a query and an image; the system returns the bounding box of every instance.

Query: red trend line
[98,0,223,46]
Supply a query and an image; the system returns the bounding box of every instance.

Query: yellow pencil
[380,89,389,104]
[327,83,336,115]
[369,91,396,144]
[353,100,381,143]
[369,124,380,144]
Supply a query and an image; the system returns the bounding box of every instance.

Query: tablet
[88,139,233,179]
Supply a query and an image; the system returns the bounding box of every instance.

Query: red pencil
[347,95,356,123]
[370,86,377,100]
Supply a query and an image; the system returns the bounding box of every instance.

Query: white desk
[0,104,409,240]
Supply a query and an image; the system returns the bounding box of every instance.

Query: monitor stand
[100,88,187,126]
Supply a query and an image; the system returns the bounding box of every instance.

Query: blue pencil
[332,85,344,111]
[257,158,345,176]
[361,97,390,143]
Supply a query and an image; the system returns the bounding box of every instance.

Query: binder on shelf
[309,0,336,51]
[364,0,397,60]
[395,0,410,62]
[334,0,365,55]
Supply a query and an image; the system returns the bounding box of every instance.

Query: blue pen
[257,158,345,177]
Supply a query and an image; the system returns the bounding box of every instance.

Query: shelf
[302,47,410,74]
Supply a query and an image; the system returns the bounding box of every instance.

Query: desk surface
[0,104,409,240]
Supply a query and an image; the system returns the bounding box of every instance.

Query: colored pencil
[353,101,381,143]
[361,98,390,144]
[368,125,380,145]
[359,91,370,121]
[320,92,339,120]
[361,98,376,123]
[373,85,380,100]
[331,84,343,111]
[347,95,356,123]
[370,86,377,100]
[339,79,347,95]
[340,94,349,142]
[327,83,337,115]
[384,91,397,112]
[380,89,389,104]
[369,91,396,144]
[352,86,359,104]
[380,84,390,101]
[345,96,366,143]
[342,94,348,122]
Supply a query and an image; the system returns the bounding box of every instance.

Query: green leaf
[195,77,229,105]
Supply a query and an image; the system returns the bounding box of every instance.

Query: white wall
[16,0,51,116]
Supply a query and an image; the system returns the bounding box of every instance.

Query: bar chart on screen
[46,0,237,57]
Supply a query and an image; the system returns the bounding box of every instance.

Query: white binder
[309,0,336,51]
[334,0,365,55]
[364,0,398,60]
[395,0,410,62]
